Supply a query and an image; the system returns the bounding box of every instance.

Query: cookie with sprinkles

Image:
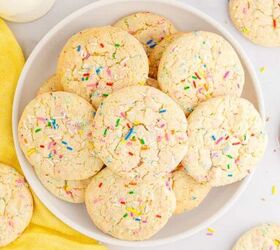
[37,74,63,95]
[57,26,148,109]
[35,166,92,203]
[85,168,175,240]
[229,0,280,47]
[92,85,188,181]
[232,224,280,250]
[0,163,33,247]
[158,31,245,115]
[18,91,103,180]
[113,12,177,55]
[149,32,184,79]
[182,96,267,186]
[172,165,211,215]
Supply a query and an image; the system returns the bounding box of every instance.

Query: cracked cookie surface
[85,168,175,240]
[57,26,148,109]
[37,75,63,95]
[158,31,245,115]
[0,163,33,247]
[18,92,103,180]
[92,86,188,181]
[113,12,177,55]
[172,165,211,215]
[232,224,280,250]
[182,96,267,186]
[229,0,280,47]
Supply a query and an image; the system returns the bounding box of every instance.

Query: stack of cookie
[18,11,267,241]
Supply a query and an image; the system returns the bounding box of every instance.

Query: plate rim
[12,0,265,247]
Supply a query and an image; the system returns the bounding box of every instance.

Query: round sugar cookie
[18,91,103,180]
[146,77,159,89]
[149,32,184,79]
[229,0,280,47]
[158,31,245,115]
[182,96,267,186]
[232,224,280,250]
[113,12,177,55]
[37,75,63,95]
[172,166,211,215]
[57,26,148,109]
[92,85,188,181]
[85,168,176,240]
[35,166,92,203]
[0,163,33,247]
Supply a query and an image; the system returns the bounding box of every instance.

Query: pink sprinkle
[223,71,230,79]
[48,141,55,149]
[142,220,147,223]
[157,136,162,142]
[16,178,25,185]
[206,233,213,236]
[215,137,224,145]
[37,117,46,122]
[120,112,126,118]
[8,220,14,228]
[127,141,132,146]
[165,133,170,141]
[160,123,165,128]
[106,67,112,77]
[59,154,63,159]
[86,83,97,88]
[242,7,247,14]
[82,52,90,60]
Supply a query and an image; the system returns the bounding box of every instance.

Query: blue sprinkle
[146,39,153,45]
[135,218,141,222]
[125,128,134,140]
[76,45,81,52]
[67,146,73,151]
[149,43,157,48]
[95,67,102,75]
[48,153,52,158]
[62,141,67,145]
[228,173,233,177]
[211,135,216,141]
[159,109,167,113]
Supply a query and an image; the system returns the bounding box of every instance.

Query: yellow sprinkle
[134,120,141,125]
[207,227,215,233]
[27,148,36,156]
[272,185,277,195]
[138,80,146,86]
[88,141,95,150]
[126,207,142,216]
[78,130,84,135]
[241,27,249,34]
[259,67,266,73]
[274,239,280,246]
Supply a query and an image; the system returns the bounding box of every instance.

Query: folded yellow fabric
[0,18,106,250]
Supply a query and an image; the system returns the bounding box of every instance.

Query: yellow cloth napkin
[0,18,106,250]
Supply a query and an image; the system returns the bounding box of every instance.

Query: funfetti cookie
[57,26,148,109]
[232,224,280,250]
[158,31,245,115]
[172,165,211,215]
[149,32,184,79]
[85,168,176,241]
[92,85,188,181]
[229,0,280,47]
[182,96,267,187]
[0,163,33,247]
[18,91,103,180]
[113,12,177,55]
[35,166,92,203]
[37,75,63,95]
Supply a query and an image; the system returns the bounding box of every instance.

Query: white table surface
[7,0,280,249]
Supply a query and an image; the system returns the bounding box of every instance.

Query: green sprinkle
[184,86,190,90]
[226,154,233,159]
[192,76,197,80]
[35,128,41,133]
[227,164,231,169]
[114,43,120,48]
[115,118,120,127]
[140,138,145,145]
[103,93,109,97]
[47,121,51,127]
[112,52,116,59]
[128,190,134,194]
[244,135,247,140]
[123,213,128,218]
[103,128,108,136]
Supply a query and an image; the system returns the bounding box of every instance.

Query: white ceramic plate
[12,0,264,247]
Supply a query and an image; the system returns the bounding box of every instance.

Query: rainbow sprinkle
[125,128,134,140]
[272,185,277,195]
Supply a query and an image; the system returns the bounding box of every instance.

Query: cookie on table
[93,85,188,181]
[146,77,159,89]
[18,91,103,180]
[232,224,280,250]
[0,163,33,247]
[182,96,267,187]
[85,168,175,240]
[149,32,184,79]
[57,26,148,109]
[158,31,245,115]
[172,165,211,215]
[37,75,63,95]
[229,0,280,47]
[35,166,92,203]
[113,12,177,55]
